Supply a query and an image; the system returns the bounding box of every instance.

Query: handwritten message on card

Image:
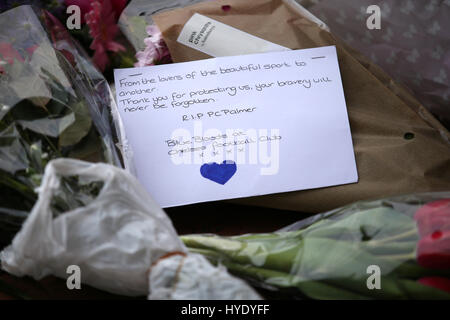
[114,46,358,207]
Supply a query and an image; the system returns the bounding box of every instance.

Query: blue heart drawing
[200,160,237,185]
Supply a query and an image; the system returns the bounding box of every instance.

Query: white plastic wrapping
[149,253,261,299]
[0,158,260,299]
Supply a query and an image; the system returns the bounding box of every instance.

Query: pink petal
[106,41,126,52]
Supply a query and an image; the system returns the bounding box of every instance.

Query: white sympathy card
[113,46,358,207]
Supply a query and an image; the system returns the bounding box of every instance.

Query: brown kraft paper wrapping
[153,0,450,213]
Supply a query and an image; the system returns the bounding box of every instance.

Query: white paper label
[113,46,358,207]
[177,13,289,57]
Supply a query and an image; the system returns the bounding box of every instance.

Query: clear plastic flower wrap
[0,5,124,248]
[119,0,207,52]
[182,192,450,299]
[118,0,212,67]
[0,158,261,300]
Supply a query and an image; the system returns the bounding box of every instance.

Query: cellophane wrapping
[182,192,450,299]
[118,0,209,53]
[0,5,125,247]
[0,158,261,299]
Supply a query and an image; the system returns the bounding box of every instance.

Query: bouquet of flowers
[0,5,123,248]
[0,1,136,74]
[1,1,449,301]
[182,193,450,299]
[1,158,261,300]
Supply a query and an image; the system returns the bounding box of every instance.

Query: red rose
[418,277,450,294]
[414,199,450,237]
[417,230,450,269]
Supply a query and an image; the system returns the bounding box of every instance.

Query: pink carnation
[134,25,171,67]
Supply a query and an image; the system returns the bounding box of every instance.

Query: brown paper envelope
[153,0,450,212]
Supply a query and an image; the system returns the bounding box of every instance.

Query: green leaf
[58,101,92,147]
[68,129,103,162]
[8,58,51,108]
[0,124,29,173]
[303,207,417,242]
[17,113,75,137]
[29,45,71,89]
